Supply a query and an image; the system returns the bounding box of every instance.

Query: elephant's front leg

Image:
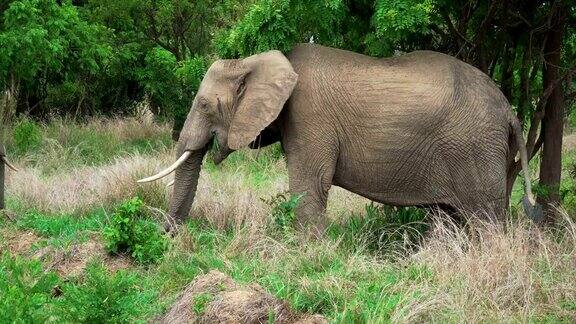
[285,145,337,236]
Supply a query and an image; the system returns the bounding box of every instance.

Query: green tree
[85,0,244,138]
[0,0,111,117]
[136,47,207,139]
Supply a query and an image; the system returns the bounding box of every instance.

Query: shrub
[261,192,305,234]
[329,203,428,255]
[103,197,169,264]
[0,253,59,323]
[57,262,158,323]
[12,118,42,154]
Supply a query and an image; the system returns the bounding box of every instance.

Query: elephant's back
[288,44,508,109]
[287,43,510,143]
[286,44,510,144]
[288,44,459,84]
[288,44,460,113]
[288,45,459,129]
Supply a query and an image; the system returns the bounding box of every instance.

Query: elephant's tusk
[166,179,174,187]
[2,156,18,172]
[137,151,192,183]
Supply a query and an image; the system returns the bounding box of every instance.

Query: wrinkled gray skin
[164,43,535,233]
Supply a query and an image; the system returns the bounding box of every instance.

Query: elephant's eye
[216,97,223,117]
[197,98,210,111]
[237,77,247,97]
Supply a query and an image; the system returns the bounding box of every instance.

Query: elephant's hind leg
[444,153,508,222]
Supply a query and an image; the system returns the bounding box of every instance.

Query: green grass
[16,209,105,238]
[0,253,160,323]
[56,262,161,323]
[120,217,432,322]
[0,200,431,322]
[1,117,575,323]
[9,202,106,248]
[2,198,575,323]
[0,253,59,323]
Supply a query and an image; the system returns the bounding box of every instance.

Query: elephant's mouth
[213,151,225,165]
[211,134,232,165]
[248,134,263,149]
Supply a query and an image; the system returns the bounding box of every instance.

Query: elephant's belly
[333,173,434,207]
[332,149,452,206]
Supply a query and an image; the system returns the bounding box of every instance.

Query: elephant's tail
[508,112,543,220]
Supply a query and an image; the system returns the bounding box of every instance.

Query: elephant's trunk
[165,148,207,230]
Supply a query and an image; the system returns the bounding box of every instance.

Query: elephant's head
[138,50,298,231]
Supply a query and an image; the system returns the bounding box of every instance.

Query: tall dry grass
[171,206,576,322]
[6,153,171,213]
[390,213,576,322]
[5,115,367,225]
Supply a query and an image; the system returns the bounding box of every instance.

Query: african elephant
[139,43,537,233]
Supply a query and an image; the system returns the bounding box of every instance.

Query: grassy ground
[1,117,575,323]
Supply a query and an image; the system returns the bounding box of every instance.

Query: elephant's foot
[296,215,327,239]
[163,216,184,237]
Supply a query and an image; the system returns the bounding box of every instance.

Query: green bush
[0,253,59,323]
[12,118,42,154]
[261,192,305,234]
[103,197,169,264]
[57,262,158,323]
[329,203,428,255]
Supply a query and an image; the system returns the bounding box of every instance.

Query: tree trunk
[0,73,18,211]
[0,157,4,210]
[537,2,566,223]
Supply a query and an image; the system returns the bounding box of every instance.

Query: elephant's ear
[227,50,298,150]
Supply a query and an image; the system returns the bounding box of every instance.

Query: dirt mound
[160,270,327,324]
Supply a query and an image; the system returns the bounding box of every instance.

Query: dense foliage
[0,253,58,322]
[1,1,572,123]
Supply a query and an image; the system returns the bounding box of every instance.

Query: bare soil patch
[32,234,132,277]
[2,229,42,255]
[2,229,131,276]
[160,270,327,324]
